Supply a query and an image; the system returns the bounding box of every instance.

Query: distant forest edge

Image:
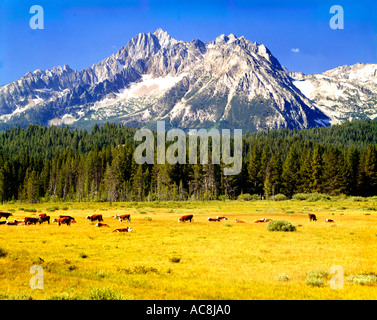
[0,119,376,203]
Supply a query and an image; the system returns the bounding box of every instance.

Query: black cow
[0,212,13,220]
[308,214,318,221]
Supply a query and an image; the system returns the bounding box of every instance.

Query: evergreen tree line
[0,120,376,203]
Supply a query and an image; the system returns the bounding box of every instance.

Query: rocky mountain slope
[0,29,336,131]
[291,63,377,125]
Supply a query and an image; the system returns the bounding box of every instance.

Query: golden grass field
[0,198,377,300]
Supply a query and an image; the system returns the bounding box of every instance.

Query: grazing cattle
[326,219,335,223]
[6,220,20,226]
[178,214,193,223]
[208,217,221,222]
[86,214,103,222]
[217,216,228,220]
[308,214,317,222]
[113,227,133,233]
[23,217,39,225]
[0,212,13,220]
[52,217,73,226]
[38,215,50,224]
[254,218,273,223]
[235,219,246,223]
[59,215,75,221]
[114,214,131,223]
[95,222,110,228]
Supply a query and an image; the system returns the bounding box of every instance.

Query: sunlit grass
[0,198,377,299]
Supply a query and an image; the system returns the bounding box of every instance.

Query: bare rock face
[0,29,332,131]
[290,63,377,125]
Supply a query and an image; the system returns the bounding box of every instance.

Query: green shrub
[352,196,366,202]
[266,220,296,232]
[46,292,81,300]
[305,269,329,287]
[237,193,260,201]
[292,193,310,201]
[237,193,252,201]
[292,193,331,202]
[120,265,159,275]
[0,248,7,258]
[96,270,108,279]
[273,194,287,201]
[88,287,123,300]
[46,206,59,212]
[347,274,377,285]
[275,273,290,281]
[169,256,181,263]
[305,277,325,287]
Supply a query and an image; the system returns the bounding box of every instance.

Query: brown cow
[38,215,50,224]
[114,214,131,223]
[113,227,133,233]
[95,222,110,228]
[52,217,73,226]
[217,216,228,220]
[0,212,13,220]
[59,215,75,221]
[308,214,317,221]
[86,214,103,222]
[23,217,39,225]
[208,217,221,222]
[326,219,335,223]
[178,214,193,222]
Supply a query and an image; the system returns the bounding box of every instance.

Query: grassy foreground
[0,198,377,300]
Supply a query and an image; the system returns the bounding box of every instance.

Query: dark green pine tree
[322,147,346,195]
[298,149,313,193]
[26,170,40,204]
[311,145,323,193]
[247,145,263,195]
[344,146,359,195]
[281,147,300,197]
[266,152,283,197]
[0,166,5,204]
[357,145,377,196]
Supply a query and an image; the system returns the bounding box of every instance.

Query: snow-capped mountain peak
[0,29,352,132]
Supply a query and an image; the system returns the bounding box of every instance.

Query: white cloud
[291,48,300,53]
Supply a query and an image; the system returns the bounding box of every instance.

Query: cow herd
[0,211,335,232]
[0,211,133,233]
[179,213,335,224]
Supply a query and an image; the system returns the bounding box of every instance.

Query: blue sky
[0,0,376,86]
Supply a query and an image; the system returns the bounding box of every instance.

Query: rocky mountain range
[291,63,377,125]
[0,28,375,132]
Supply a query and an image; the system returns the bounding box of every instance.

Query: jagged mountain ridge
[290,63,377,125]
[0,28,331,131]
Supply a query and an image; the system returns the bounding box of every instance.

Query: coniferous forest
[0,120,376,204]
